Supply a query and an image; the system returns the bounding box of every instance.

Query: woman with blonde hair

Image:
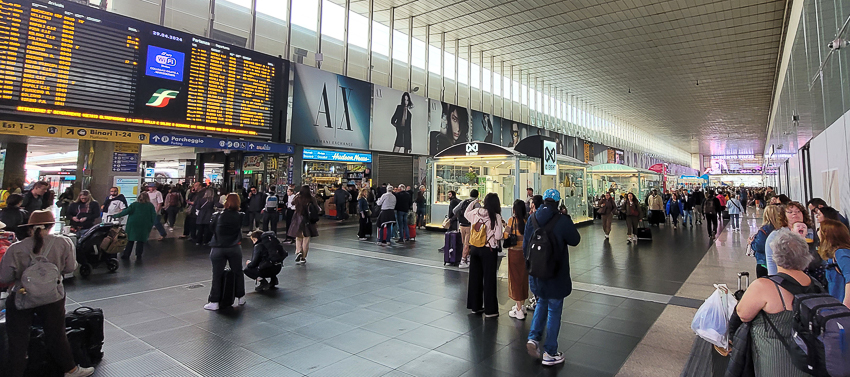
[749,204,783,278]
[818,219,850,307]
[357,188,372,240]
[766,202,812,275]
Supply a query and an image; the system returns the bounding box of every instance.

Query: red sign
[648,163,664,173]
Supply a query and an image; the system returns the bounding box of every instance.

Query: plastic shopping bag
[691,284,737,350]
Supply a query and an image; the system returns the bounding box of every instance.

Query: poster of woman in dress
[372,85,428,154]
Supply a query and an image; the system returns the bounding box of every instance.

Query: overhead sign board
[302,148,372,163]
[0,121,150,144]
[149,133,293,153]
[542,140,557,176]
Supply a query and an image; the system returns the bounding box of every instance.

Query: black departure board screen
[0,0,285,138]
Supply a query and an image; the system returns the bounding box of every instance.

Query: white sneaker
[526,340,541,359]
[542,352,565,366]
[64,366,94,377]
[234,297,246,307]
[204,302,219,311]
[497,251,506,258]
[509,306,526,320]
[358,237,367,241]
[604,234,609,239]
[458,259,470,269]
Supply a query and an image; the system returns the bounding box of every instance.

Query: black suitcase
[444,231,463,265]
[65,306,104,363]
[636,221,652,241]
[216,267,236,307]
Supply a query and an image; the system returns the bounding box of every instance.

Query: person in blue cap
[524,188,581,366]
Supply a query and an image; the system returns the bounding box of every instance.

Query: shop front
[427,142,530,227]
[679,175,707,191]
[588,163,662,200]
[557,156,591,223]
[301,148,372,193]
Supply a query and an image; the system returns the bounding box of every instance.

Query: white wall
[806,110,850,215]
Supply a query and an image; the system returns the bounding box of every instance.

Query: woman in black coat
[391,92,413,154]
[193,188,216,245]
[66,190,101,233]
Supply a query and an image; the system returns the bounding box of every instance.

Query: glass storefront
[300,148,372,190]
[557,157,590,223]
[588,163,662,201]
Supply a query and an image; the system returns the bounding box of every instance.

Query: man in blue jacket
[523,189,581,366]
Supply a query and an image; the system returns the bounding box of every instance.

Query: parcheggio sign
[542,140,557,176]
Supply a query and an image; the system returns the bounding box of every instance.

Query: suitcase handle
[737,271,749,291]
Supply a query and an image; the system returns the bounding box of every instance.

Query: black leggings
[706,214,718,235]
[6,295,76,377]
[467,246,498,315]
[122,240,146,258]
[209,246,246,302]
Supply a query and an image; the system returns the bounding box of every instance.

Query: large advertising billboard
[290,64,372,150]
[371,86,429,154]
[428,99,471,155]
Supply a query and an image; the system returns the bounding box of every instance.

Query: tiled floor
[47,215,718,376]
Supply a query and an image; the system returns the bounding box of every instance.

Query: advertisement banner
[428,100,471,155]
[290,64,371,150]
[501,120,527,148]
[543,140,557,176]
[371,86,428,154]
[470,110,501,145]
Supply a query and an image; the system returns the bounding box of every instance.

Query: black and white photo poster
[371,85,428,154]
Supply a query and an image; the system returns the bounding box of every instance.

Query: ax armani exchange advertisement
[290,64,371,150]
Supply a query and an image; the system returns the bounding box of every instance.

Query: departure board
[0,0,140,112]
[0,0,286,138]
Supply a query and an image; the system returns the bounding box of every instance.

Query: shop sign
[466,143,479,156]
[243,155,264,170]
[302,148,372,163]
[649,163,665,174]
[542,140,557,176]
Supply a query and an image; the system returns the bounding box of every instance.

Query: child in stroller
[76,222,125,277]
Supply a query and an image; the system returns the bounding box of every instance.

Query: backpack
[703,199,716,214]
[260,231,288,265]
[469,217,489,248]
[454,199,474,226]
[15,237,63,310]
[526,213,561,280]
[308,202,321,224]
[762,274,850,377]
[265,195,279,209]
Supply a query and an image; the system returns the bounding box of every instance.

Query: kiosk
[427,142,532,227]
[301,148,372,187]
[588,163,662,200]
[514,136,591,223]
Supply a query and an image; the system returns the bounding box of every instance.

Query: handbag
[441,216,451,229]
[502,217,518,248]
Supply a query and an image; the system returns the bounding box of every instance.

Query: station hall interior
[1,0,849,376]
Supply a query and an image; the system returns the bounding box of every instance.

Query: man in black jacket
[247,187,266,231]
[333,184,349,221]
[394,184,412,242]
[692,188,705,224]
[524,189,580,366]
[21,181,49,214]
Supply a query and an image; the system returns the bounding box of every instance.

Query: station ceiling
[349,0,788,155]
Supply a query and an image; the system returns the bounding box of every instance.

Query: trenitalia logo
[146,89,179,107]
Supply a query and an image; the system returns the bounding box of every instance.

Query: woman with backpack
[244,230,283,292]
[288,185,319,265]
[0,210,95,377]
[733,228,819,377]
[464,193,504,318]
[817,219,850,307]
[163,187,183,228]
[505,199,528,320]
[204,194,246,310]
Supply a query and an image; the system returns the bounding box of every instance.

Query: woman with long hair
[0,210,95,377]
[750,204,783,278]
[391,92,414,154]
[464,193,504,317]
[766,201,812,275]
[666,192,683,229]
[506,199,528,320]
[622,192,641,243]
[66,189,100,233]
[193,187,217,245]
[116,192,157,261]
[283,187,296,243]
[204,194,246,310]
[287,185,319,265]
[818,219,850,307]
[164,187,183,228]
[357,188,372,240]
[415,185,426,229]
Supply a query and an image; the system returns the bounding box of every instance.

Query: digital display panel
[0,0,285,137]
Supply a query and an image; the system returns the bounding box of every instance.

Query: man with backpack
[244,230,287,291]
[704,190,721,238]
[453,189,481,269]
[523,189,581,366]
[261,186,280,233]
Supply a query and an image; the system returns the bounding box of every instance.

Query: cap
[543,189,561,202]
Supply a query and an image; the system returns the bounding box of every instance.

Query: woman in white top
[464,193,505,317]
[283,187,296,243]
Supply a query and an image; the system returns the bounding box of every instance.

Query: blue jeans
[683,210,693,225]
[153,214,167,237]
[528,296,564,356]
[731,214,740,228]
[396,211,410,240]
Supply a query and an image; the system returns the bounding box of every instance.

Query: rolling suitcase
[65,307,104,363]
[733,271,749,300]
[636,220,652,241]
[444,231,462,265]
[408,225,416,241]
[214,267,236,307]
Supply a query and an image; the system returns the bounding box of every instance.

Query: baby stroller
[76,222,125,277]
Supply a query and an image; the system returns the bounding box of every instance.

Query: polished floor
[46,215,719,377]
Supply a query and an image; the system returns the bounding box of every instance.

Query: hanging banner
[371,85,428,154]
[542,139,557,176]
[290,64,371,150]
